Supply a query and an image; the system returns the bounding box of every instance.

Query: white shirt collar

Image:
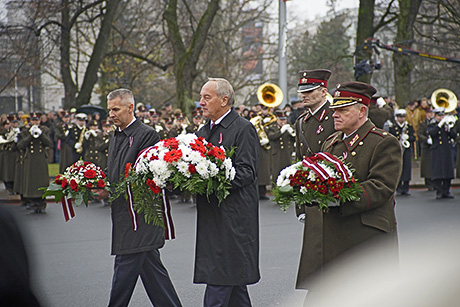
[309,100,327,116]
[211,108,231,127]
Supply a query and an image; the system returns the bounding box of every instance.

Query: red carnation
[146,179,161,194]
[188,164,196,174]
[70,179,79,191]
[55,175,63,184]
[164,149,182,163]
[85,182,93,189]
[124,163,132,178]
[164,138,179,149]
[97,179,105,188]
[84,169,97,179]
[61,177,68,188]
[207,146,225,161]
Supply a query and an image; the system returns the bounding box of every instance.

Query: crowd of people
[1,72,460,306]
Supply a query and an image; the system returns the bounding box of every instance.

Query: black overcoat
[428,123,456,180]
[108,119,165,255]
[194,108,260,286]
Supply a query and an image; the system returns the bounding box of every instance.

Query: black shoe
[442,194,454,199]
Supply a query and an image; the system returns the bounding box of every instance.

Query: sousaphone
[257,83,284,108]
[431,88,457,113]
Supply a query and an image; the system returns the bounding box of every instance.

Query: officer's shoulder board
[369,126,390,138]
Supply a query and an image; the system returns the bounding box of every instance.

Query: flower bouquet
[41,159,110,221]
[272,152,361,212]
[112,133,236,227]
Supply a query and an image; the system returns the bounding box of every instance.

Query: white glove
[260,137,269,146]
[427,136,432,145]
[280,124,289,134]
[376,97,386,109]
[401,134,409,141]
[297,213,305,223]
[155,125,163,132]
[263,117,271,124]
[287,126,296,137]
[74,143,82,150]
[14,136,18,143]
[65,130,69,137]
[90,129,98,137]
[105,138,110,143]
[438,117,448,128]
[84,131,92,140]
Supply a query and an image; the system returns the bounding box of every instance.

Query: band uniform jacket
[65,124,84,164]
[388,121,415,182]
[55,122,74,173]
[295,101,335,217]
[107,119,165,255]
[265,122,295,183]
[417,119,433,179]
[257,113,273,186]
[296,119,402,289]
[194,108,260,286]
[82,130,101,166]
[16,125,52,198]
[428,123,457,180]
[97,130,113,170]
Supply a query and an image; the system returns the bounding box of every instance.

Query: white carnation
[208,162,219,177]
[196,161,210,179]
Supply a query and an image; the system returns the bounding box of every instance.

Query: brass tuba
[431,88,457,113]
[251,83,284,150]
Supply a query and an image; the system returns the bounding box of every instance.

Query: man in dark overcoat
[417,108,435,190]
[94,89,181,307]
[296,82,402,301]
[195,78,260,306]
[294,69,336,222]
[55,113,74,173]
[428,107,457,199]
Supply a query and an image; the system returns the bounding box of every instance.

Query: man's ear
[221,95,229,107]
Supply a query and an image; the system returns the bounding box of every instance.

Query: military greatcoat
[16,126,52,198]
[417,119,433,179]
[296,120,402,289]
[195,108,260,286]
[55,122,74,173]
[265,122,295,183]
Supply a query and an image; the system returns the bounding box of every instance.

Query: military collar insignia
[348,134,360,147]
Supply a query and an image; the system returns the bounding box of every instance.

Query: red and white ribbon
[316,152,349,183]
[302,156,329,181]
[61,196,75,222]
[162,190,175,240]
[127,185,139,231]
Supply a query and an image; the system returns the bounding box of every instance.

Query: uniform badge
[219,132,223,144]
[348,134,359,147]
[316,125,324,135]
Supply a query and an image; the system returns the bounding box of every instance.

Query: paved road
[1,187,460,307]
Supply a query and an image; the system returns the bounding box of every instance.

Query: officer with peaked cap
[417,107,435,191]
[294,69,336,220]
[296,82,402,301]
[66,112,87,163]
[428,107,457,199]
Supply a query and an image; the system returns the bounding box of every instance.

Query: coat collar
[342,119,375,151]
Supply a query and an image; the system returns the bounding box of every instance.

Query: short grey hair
[354,102,369,117]
[207,77,235,106]
[107,88,135,106]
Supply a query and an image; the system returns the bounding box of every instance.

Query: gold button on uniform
[351,151,356,156]
[358,141,363,145]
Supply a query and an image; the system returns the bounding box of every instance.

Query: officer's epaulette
[369,126,390,138]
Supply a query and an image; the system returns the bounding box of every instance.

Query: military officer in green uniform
[266,110,295,184]
[17,112,52,213]
[55,112,74,173]
[296,82,402,303]
[0,119,19,194]
[294,69,336,220]
[82,119,101,165]
[97,120,113,170]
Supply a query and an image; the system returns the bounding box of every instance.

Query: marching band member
[66,113,87,163]
[428,107,457,199]
[82,119,101,165]
[388,109,415,196]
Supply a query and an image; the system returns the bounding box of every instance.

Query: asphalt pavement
[1,184,460,306]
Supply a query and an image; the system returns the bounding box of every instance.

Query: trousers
[204,284,251,307]
[108,250,181,307]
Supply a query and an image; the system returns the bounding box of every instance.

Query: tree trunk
[355,0,375,83]
[393,0,422,107]
[60,0,77,109]
[76,0,123,107]
[164,0,219,114]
